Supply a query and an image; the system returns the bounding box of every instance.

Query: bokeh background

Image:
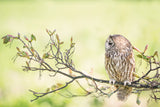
[0,0,160,107]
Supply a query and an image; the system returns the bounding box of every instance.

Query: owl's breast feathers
[105,51,135,82]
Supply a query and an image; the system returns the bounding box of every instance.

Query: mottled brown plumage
[105,35,135,101]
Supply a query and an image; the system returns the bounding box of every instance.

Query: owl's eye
[108,42,113,46]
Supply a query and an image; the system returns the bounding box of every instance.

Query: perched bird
[105,35,135,101]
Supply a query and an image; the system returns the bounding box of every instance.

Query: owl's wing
[126,52,135,81]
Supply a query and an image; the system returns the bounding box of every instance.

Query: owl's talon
[109,79,116,85]
[124,81,131,86]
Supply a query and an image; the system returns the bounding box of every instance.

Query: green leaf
[143,56,149,61]
[153,51,158,57]
[137,54,142,58]
[60,42,64,45]
[51,85,57,90]
[31,34,36,41]
[17,51,29,59]
[136,92,141,105]
[46,88,50,93]
[16,47,20,52]
[137,54,149,61]
[22,52,29,58]
[2,35,11,44]
[30,46,34,54]
[71,43,75,48]
[23,45,28,48]
[43,53,50,59]
[136,99,141,105]
[56,83,63,88]
[2,35,17,44]
[56,34,60,43]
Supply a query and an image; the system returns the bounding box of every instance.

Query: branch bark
[2,30,160,103]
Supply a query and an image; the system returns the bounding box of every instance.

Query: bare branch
[2,30,160,103]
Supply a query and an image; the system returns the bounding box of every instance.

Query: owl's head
[105,35,132,54]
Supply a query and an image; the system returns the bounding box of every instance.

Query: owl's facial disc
[105,37,114,51]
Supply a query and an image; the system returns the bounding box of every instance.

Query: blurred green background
[1,0,160,107]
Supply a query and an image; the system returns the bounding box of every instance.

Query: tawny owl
[105,34,135,101]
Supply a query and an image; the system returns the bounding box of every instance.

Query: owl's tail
[116,86,132,101]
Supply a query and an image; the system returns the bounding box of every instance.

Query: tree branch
[2,29,160,104]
